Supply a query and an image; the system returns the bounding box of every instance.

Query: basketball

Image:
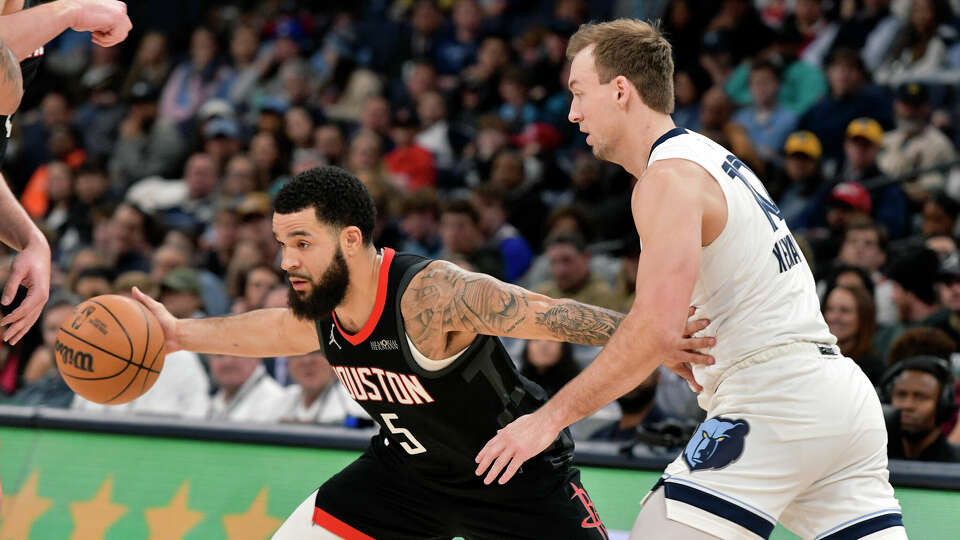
[55,294,166,404]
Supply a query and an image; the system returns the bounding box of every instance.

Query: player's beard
[287,247,350,321]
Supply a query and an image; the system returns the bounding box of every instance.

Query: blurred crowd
[1,0,960,463]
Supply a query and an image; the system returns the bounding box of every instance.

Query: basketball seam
[57,328,161,379]
[103,300,155,403]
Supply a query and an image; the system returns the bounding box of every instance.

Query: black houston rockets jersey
[314,248,574,484]
[0,0,46,165]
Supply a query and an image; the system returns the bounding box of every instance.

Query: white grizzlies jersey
[647,129,835,405]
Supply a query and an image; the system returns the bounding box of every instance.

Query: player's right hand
[131,286,182,354]
[666,307,717,392]
[67,0,132,48]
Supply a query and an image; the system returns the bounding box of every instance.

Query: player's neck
[616,113,677,178]
[334,247,383,333]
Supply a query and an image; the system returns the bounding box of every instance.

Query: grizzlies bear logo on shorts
[683,417,750,472]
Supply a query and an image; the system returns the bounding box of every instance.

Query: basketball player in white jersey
[477,19,906,540]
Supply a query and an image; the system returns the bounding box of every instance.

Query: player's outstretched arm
[0,0,131,60]
[0,173,49,345]
[0,34,21,115]
[475,160,713,484]
[132,287,321,358]
[401,259,625,348]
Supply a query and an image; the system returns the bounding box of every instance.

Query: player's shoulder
[638,158,714,199]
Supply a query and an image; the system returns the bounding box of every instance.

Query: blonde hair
[567,19,675,114]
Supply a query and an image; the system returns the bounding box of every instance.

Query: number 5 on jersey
[381,413,427,455]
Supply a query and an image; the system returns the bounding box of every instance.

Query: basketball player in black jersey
[133,166,715,539]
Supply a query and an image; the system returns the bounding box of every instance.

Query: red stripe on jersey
[333,247,395,346]
[311,507,375,539]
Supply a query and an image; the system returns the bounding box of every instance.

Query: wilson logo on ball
[55,340,95,372]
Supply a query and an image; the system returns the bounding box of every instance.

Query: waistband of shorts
[711,341,841,393]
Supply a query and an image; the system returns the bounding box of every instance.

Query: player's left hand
[474,411,560,486]
[1,234,50,344]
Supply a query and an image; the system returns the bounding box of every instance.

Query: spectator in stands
[839,118,910,238]
[73,266,114,299]
[823,284,885,384]
[359,95,393,145]
[222,154,258,199]
[823,183,874,253]
[384,112,435,191]
[314,123,347,168]
[274,350,367,425]
[105,202,156,274]
[879,83,957,201]
[889,323,955,359]
[536,234,619,310]
[776,131,830,230]
[699,86,764,176]
[159,267,205,319]
[250,131,289,194]
[487,150,548,248]
[821,263,876,299]
[671,65,708,131]
[158,26,231,124]
[121,31,172,101]
[110,80,185,188]
[472,184,533,283]
[883,356,960,462]
[433,0,483,77]
[200,116,242,173]
[208,355,285,423]
[932,253,960,345]
[231,264,282,313]
[733,59,798,162]
[234,192,280,266]
[835,220,897,325]
[875,0,960,86]
[922,192,960,237]
[398,189,443,258]
[415,90,461,177]
[345,130,394,199]
[876,247,948,354]
[519,340,581,397]
[799,48,893,168]
[439,199,503,279]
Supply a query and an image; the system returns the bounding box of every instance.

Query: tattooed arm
[400,260,624,356]
[0,35,21,115]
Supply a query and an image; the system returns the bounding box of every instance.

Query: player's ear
[614,76,630,109]
[340,225,364,254]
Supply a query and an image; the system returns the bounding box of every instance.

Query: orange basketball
[56,294,166,404]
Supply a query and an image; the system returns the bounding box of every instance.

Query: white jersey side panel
[646,129,835,401]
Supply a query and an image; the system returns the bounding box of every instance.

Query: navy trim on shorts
[649,127,688,156]
[819,513,903,540]
[662,482,775,539]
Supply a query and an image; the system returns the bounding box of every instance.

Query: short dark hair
[545,232,588,253]
[930,192,960,220]
[888,327,956,366]
[749,59,782,81]
[844,220,888,252]
[441,198,480,226]
[399,188,441,218]
[274,166,377,245]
